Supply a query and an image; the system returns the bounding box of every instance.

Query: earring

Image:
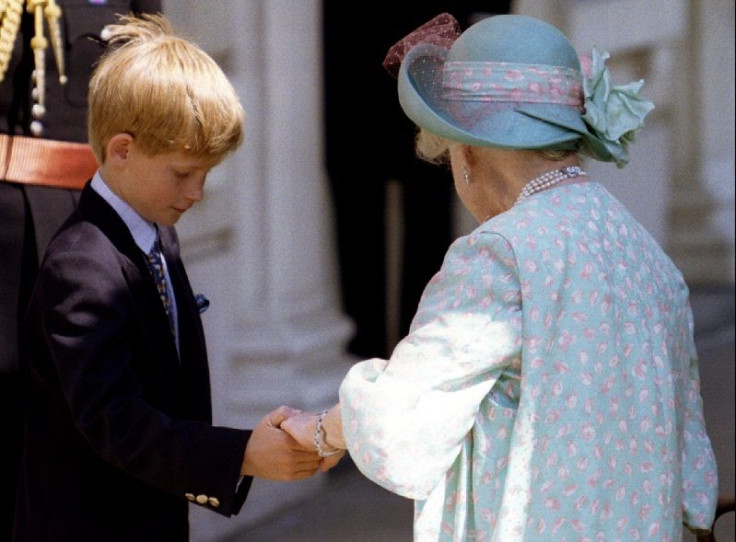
[462,165,471,185]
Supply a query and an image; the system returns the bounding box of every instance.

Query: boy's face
[110,137,216,226]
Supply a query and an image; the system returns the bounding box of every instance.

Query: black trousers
[0,372,22,542]
[0,182,79,541]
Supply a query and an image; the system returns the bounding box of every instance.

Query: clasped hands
[241,405,345,481]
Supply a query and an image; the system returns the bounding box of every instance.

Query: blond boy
[14,15,319,542]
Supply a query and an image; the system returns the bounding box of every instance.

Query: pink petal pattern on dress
[340,182,717,541]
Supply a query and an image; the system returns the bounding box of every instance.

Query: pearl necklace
[515,166,586,205]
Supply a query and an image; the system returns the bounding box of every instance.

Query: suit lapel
[77,185,180,362]
[77,186,211,418]
[76,183,144,266]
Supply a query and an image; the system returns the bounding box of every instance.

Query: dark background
[323,1,513,358]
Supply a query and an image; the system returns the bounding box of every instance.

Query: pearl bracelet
[314,409,340,457]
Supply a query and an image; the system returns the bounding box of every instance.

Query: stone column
[164,1,354,540]
[667,1,735,285]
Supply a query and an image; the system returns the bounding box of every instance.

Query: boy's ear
[106,133,134,165]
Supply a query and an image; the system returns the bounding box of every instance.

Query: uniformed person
[0,2,161,539]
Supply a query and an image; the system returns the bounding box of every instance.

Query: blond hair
[415,128,452,164]
[88,14,244,163]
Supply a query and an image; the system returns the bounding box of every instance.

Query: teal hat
[394,14,654,167]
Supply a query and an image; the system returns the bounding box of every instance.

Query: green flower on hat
[581,48,655,168]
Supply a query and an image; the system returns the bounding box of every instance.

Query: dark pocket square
[194,294,210,314]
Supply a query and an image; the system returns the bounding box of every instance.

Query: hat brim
[397,43,591,150]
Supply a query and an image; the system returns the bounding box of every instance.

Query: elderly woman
[282,14,717,541]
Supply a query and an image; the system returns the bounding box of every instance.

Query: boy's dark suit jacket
[14,183,252,542]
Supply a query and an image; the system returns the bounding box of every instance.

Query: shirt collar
[90,171,158,254]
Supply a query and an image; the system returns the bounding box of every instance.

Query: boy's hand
[241,406,321,480]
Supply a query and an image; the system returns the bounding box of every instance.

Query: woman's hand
[320,405,346,449]
[279,411,319,449]
[281,408,347,472]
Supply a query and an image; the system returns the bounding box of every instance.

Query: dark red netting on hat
[382,13,461,79]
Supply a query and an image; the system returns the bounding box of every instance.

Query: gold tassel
[24,0,66,136]
[28,0,47,135]
[44,0,64,84]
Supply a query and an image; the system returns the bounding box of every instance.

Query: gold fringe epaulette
[0,0,25,83]
[0,0,66,136]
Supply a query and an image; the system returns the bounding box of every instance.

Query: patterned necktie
[145,238,175,337]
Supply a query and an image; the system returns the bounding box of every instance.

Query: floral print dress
[339,181,717,541]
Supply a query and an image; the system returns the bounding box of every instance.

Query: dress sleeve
[680,294,719,531]
[340,231,522,499]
